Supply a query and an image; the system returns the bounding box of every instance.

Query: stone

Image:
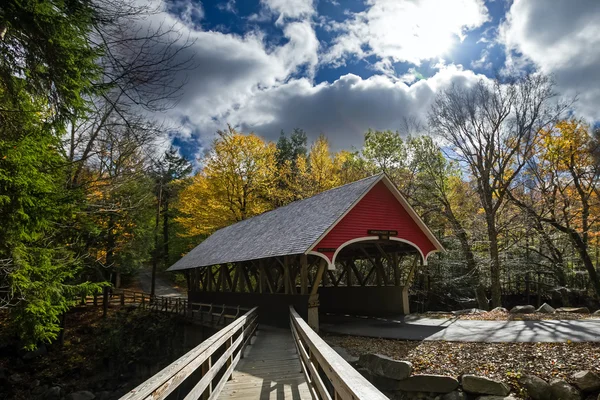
[442,392,466,400]
[556,307,590,314]
[571,371,600,392]
[490,307,508,313]
[94,391,111,400]
[395,374,459,393]
[44,386,62,399]
[475,397,516,400]
[330,346,359,364]
[65,391,96,400]
[509,305,536,314]
[536,303,556,314]
[358,353,412,380]
[462,375,511,396]
[10,373,24,383]
[22,344,47,360]
[593,310,600,316]
[452,309,486,315]
[520,375,551,400]
[550,379,581,400]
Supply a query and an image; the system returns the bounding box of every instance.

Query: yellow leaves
[175,126,278,237]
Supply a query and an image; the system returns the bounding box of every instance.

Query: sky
[148,0,600,160]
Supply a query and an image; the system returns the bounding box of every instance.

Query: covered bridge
[167,173,444,330]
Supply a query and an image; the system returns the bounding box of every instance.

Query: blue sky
[152,0,600,160]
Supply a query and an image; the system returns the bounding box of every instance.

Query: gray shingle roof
[167,174,383,271]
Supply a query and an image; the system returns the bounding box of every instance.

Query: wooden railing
[121,306,258,400]
[289,306,387,400]
[78,289,248,326]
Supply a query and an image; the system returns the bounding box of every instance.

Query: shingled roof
[167,174,383,271]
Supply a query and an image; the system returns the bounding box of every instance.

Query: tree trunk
[163,195,169,268]
[151,182,162,297]
[486,214,502,307]
[570,230,600,298]
[445,204,488,310]
[106,213,116,283]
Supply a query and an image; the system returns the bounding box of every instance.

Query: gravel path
[137,269,185,298]
[320,314,600,342]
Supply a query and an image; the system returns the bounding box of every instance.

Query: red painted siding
[312,181,437,263]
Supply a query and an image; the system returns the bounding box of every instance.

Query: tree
[176,126,277,236]
[274,129,308,206]
[510,120,600,298]
[301,135,339,196]
[362,129,406,177]
[150,147,192,295]
[429,74,565,307]
[410,136,489,309]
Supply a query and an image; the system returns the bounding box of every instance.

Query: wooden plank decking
[217,325,312,400]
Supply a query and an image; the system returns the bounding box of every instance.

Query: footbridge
[121,306,387,400]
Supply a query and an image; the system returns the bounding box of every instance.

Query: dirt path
[136,269,186,298]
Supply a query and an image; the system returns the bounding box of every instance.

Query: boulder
[330,346,359,364]
[556,307,590,314]
[65,391,96,400]
[443,391,467,400]
[453,309,486,315]
[550,379,581,400]
[509,305,535,314]
[536,303,556,314]
[395,374,459,393]
[9,373,24,383]
[462,375,511,396]
[571,371,600,392]
[490,307,508,313]
[475,397,516,400]
[520,375,551,400]
[94,391,111,400]
[44,386,62,399]
[358,353,412,380]
[593,310,600,316]
[22,344,47,361]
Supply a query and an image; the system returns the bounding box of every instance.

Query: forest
[1,0,600,352]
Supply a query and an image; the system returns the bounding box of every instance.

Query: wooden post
[102,286,109,318]
[301,255,308,295]
[308,259,327,332]
[345,261,352,287]
[93,292,98,306]
[120,291,125,306]
[207,266,213,292]
[284,256,290,294]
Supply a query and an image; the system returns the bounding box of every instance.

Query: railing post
[80,293,86,305]
[102,286,109,318]
[141,293,145,309]
[120,291,125,306]
[93,292,98,306]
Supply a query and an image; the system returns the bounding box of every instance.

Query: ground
[0,305,196,400]
[419,308,599,321]
[324,333,600,397]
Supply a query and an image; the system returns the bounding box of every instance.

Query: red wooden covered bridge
[167,173,444,330]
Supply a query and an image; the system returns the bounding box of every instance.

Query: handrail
[121,306,258,400]
[289,306,387,400]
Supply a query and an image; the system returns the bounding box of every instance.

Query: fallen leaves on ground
[419,309,598,321]
[325,334,600,393]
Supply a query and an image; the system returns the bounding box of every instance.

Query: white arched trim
[425,250,440,265]
[307,251,335,270]
[331,236,431,266]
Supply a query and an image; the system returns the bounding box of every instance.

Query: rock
[94,391,111,400]
[65,391,96,400]
[442,391,466,400]
[452,309,486,315]
[571,371,600,392]
[550,379,581,400]
[536,303,556,314]
[475,397,516,400]
[330,346,359,364]
[22,344,47,361]
[490,307,508,313]
[10,373,24,383]
[44,386,62,399]
[371,375,404,391]
[358,353,412,380]
[462,375,511,396]
[556,307,590,314]
[395,374,459,393]
[520,375,551,400]
[509,305,536,314]
[593,310,600,316]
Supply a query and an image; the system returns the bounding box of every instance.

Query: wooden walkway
[217,325,312,400]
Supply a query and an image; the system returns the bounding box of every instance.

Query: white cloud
[260,0,315,24]
[323,0,489,68]
[499,0,600,120]
[222,65,488,149]
[166,0,204,28]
